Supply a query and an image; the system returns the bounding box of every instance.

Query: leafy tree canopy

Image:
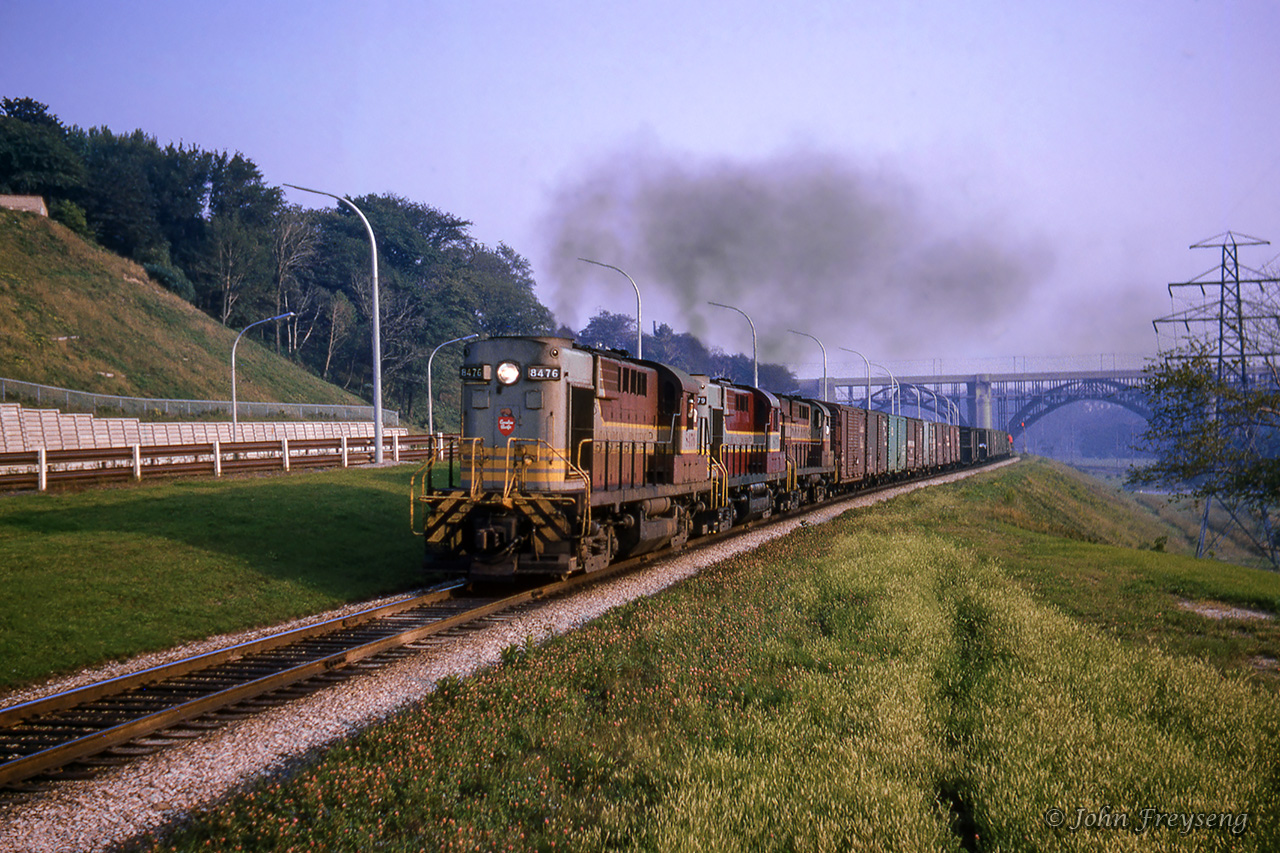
[1,97,65,131]
[1129,346,1280,565]
[0,114,84,197]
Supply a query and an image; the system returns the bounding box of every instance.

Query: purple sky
[5,0,1279,372]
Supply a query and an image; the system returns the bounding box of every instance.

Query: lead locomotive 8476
[411,336,1012,579]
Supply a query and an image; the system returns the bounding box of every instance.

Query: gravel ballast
[0,462,1012,853]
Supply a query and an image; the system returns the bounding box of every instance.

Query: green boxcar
[887,414,907,473]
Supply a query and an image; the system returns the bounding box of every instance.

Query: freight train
[412,336,1013,578]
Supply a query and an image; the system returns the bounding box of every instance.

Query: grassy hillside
[0,209,364,407]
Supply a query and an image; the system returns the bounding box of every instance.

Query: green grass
[876,458,1280,685]
[125,459,1280,852]
[0,464,441,690]
[1129,489,1275,570]
[0,209,364,407]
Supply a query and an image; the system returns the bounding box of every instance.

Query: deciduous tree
[1130,346,1280,566]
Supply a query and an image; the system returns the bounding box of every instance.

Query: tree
[1,97,64,130]
[321,289,357,381]
[203,213,270,325]
[1129,345,1280,566]
[578,310,637,353]
[73,127,166,261]
[0,111,83,199]
[271,205,320,352]
[208,151,280,225]
[182,153,282,325]
[461,243,555,336]
[148,142,214,274]
[645,322,710,372]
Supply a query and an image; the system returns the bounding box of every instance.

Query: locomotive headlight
[495,361,521,385]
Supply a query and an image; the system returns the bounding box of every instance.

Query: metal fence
[0,434,447,492]
[0,376,399,426]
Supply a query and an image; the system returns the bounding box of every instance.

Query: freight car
[412,336,1012,579]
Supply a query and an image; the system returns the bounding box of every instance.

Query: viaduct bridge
[797,355,1152,438]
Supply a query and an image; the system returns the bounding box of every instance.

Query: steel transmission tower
[1153,231,1280,561]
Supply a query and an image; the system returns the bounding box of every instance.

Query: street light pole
[232,312,296,438]
[428,333,480,437]
[578,258,642,359]
[788,330,828,402]
[931,389,958,425]
[870,362,899,416]
[708,301,757,387]
[838,347,871,411]
[286,183,385,463]
[922,386,944,423]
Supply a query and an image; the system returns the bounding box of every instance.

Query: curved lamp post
[922,386,945,423]
[286,183,385,463]
[708,301,757,387]
[788,330,828,402]
[838,346,874,474]
[232,311,296,438]
[838,347,871,410]
[870,361,899,416]
[924,388,958,425]
[428,333,480,437]
[932,389,959,425]
[578,258,642,359]
[578,253,640,356]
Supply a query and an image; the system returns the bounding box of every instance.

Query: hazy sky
[5,0,1279,371]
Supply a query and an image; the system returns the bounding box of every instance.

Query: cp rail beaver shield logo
[497,407,516,436]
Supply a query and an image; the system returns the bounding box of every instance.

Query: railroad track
[0,569,618,792]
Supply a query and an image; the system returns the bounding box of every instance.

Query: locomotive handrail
[709,452,728,509]
[410,436,483,534]
[410,440,439,503]
[568,438,602,536]
[501,437,586,499]
[496,436,593,537]
[465,437,486,499]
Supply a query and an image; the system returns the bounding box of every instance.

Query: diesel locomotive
[411,335,1013,578]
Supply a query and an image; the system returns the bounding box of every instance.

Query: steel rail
[0,577,580,788]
